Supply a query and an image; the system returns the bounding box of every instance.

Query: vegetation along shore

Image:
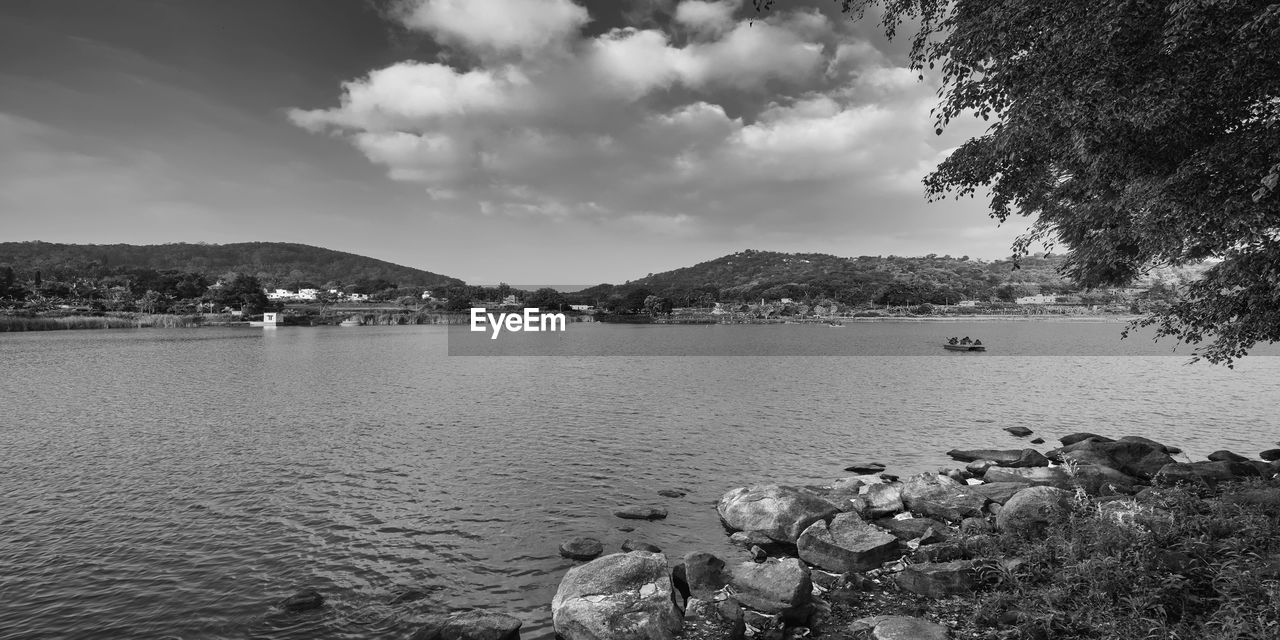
[269,431,1280,640]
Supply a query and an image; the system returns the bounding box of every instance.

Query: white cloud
[393,0,589,58]
[290,1,973,243]
[673,0,739,36]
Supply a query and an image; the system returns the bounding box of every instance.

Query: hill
[569,249,1208,310]
[0,241,463,289]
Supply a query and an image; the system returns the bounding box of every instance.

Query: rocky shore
[542,431,1280,640]
[278,432,1280,640]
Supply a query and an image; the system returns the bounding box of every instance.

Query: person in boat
[948,337,958,345]
[974,339,982,346]
[961,336,971,344]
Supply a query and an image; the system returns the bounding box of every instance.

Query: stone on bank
[551,551,682,640]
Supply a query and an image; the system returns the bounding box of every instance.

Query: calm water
[2,323,1278,639]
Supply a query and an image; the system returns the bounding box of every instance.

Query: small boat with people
[943,336,986,351]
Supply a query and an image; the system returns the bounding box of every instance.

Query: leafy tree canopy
[758,1,1280,364]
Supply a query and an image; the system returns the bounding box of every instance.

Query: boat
[339,315,362,327]
[943,343,986,351]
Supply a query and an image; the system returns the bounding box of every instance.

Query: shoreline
[392,432,1280,640]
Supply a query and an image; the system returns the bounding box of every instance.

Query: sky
[0,0,1030,284]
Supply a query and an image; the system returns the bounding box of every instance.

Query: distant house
[421,290,434,300]
[1015,294,1058,305]
[780,298,794,304]
[956,300,979,307]
[500,295,519,307]
[266,288,293,301]
[296,288,318,300]
[569,304,593,311]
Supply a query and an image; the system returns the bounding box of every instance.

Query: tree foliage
[759,0,1280,363]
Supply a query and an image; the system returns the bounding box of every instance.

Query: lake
[2,322,1278,639]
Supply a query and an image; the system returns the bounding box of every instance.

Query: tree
[525,287,566,310]
[761,0,1280,364]
[643,294,673,316]
[208,273,269,313]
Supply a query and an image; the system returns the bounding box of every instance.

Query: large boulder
[946,449,1048,467]
[1059,440,1174,480]
[893,560,980,598]
[1068,464,1142,496]
[856,483,905,518]
[717,485,840,543]
[797,513,902,572]
[851,615,951,640]
[900,474,988,523]
[873,516,951,543]
[1260,449,1280,462]
[725,557,811,617]
[983,466,1072,489]
[1004,426,1034,437]
[997,486,1072,537]
[410,611,522,640]
[1059,433,1113,446]
[682,552,729,600]
[1208,450,1250,463]
[551,552,683,640]
[1116,435,1180,455]
[966,482,1026,505]
[1155,461,1261,488]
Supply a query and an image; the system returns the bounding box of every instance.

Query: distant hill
[0,241,463,288]
[570,249,1209,307]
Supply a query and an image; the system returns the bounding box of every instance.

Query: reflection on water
[1,324,1277,639]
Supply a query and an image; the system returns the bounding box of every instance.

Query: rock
[966,482,1025,505]
[728,531,775,548]
[717,485,840,544]
[658,489,687,498]
[409,610,522,640]
[1005,426,1034,437]
[945,449,1048,467]
[1030,437,1045,444]
[1059,440,1174,480]
[389,588,432,604]
[1060,432,1113,446]
[1155,461,1261,488]
[614,506,668,520]
[983,466,1072,488]
[683,552,730,600]
[621,539,661,554]
[1068,463,1143,496]
[900,476,988,523]
[844,461,887,474]
[560,537,604,560]
[894,559,980,598]
[725,557,811,616]
[552,552,683,640]
[873,516,951,543]
[1115,435,1179,455]
[1207,450,1250,463]
[997,486,1072,537]
[910,542,967,563]
[965,460,997,476]
[851,615,951,640]
[278,588,324,612]
[684,598,746,640]
[797,513,902,572]
[858,483,905,518]
[1260,449,1280,462]
[749,546,767,562]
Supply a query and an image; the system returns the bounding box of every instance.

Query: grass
[971,481,1280,640]
[0,313,204,331]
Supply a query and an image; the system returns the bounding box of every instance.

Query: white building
[1015,294,1058,305]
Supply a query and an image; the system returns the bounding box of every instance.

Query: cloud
[673,0,740,36]
[393,0,590,58]
[290,0,978,244]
